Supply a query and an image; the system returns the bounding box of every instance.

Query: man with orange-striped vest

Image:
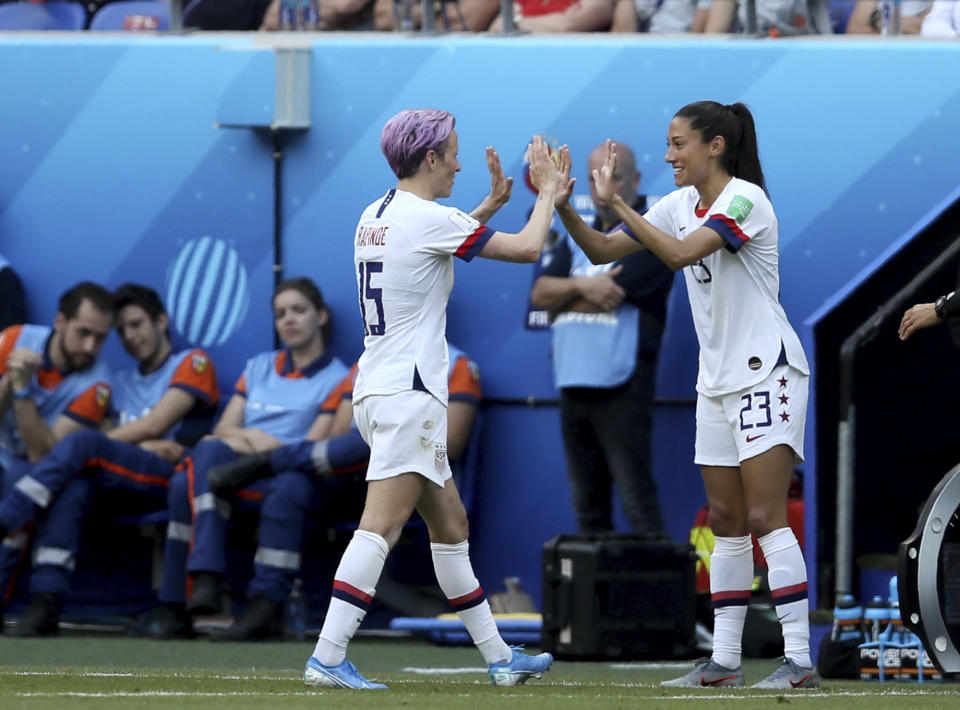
[0,283,219,635]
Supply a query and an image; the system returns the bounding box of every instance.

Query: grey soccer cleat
[751,657,821,689]
[660,657,746,688]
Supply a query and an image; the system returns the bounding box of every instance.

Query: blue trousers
[0,429,175,602]
[162,438,362,606]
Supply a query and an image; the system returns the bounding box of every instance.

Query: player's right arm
[551,145,643,265]
[477,137,558,264]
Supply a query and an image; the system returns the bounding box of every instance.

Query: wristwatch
[935,292,954,319]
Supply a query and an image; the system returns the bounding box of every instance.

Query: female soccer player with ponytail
[554,101,818,689]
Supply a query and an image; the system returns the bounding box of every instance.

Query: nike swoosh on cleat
[790,674,813,688]
[701,674,738,686]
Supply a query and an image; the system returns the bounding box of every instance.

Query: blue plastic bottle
[864,595,890,642]
[832,594,863,642]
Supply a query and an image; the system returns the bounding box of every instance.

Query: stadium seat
[88,0,168,31]
[0,1,87,30]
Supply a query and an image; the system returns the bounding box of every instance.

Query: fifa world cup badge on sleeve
[727,196,754,224]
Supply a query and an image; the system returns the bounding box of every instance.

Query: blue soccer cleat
[488,647,554,686]
[303,656,387,690]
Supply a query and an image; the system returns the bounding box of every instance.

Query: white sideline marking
[611,662,691,669]
[1,670,295,681]
[402,666,487,674]
[13,692,314,698]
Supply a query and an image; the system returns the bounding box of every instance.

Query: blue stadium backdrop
[2,34,959,611]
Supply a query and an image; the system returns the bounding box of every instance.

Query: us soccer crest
[434,444,447,473]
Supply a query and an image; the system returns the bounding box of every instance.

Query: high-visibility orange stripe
[87,457,169,487]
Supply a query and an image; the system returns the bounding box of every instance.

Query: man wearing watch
[898,289,960,340]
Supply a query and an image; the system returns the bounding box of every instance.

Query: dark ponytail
[675,100,766,193]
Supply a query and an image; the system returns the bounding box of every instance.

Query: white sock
[758,527,811,668]
[431,540,511,665]
[710,535,753,669]
[313,529,389,666]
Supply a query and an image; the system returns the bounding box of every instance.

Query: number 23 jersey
[642,178,808,397]
[353,188,492,405]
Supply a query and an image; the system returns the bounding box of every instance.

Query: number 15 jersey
[353,188,493,406]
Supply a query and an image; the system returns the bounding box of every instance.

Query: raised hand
[6,347,43,391]
[554,145,576,209]
[526,136,559,194]
[591,139,618,204]
[484,146,514,209]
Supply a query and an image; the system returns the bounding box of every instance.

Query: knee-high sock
[758,527,811,667]
[431,540,511,665]
[313,529,389,666]
[710,535,754,669]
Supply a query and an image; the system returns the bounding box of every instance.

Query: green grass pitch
[2,634,959,709]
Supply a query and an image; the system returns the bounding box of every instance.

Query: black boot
[210,597,283,642]
[133,603,195,639]
[11,593,61,637]
[186,573,222,616]
[207,452,274,496]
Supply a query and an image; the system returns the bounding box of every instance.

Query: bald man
[530,141,674,534]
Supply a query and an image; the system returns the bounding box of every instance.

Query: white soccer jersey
[353,188,493,404]
[642,177,808,396]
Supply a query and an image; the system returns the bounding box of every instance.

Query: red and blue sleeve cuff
[705,214,749,253]
[455,226,494,262]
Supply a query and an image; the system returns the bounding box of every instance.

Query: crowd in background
[1,0,958,37]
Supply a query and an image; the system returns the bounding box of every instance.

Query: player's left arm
[474,138,558,263]
[469,147,514,225]
[592,141,722,269]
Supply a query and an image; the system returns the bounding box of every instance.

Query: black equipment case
[541,533,697,659]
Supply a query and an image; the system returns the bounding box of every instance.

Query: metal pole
[500,0,516,34]
[421,0,436,33]
[168,0,183,33]
[835,409,855,601]
[743,0,757,34]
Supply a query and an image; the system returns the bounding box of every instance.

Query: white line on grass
[1,670,297,681]
[13,692,316,698]
[402,667,487,674]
